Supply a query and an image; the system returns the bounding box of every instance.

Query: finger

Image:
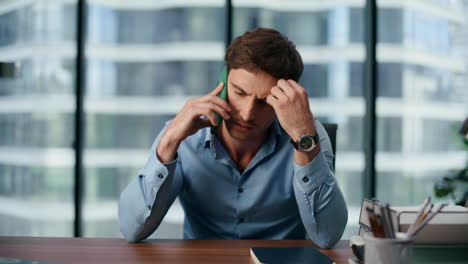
[270,86,288,101]
[277,79,295,98]
[287,79,308,97]
[193,106,218,126]
[205,95,232,112]
[195,106,219,126]
[204,111,218,126]
[209,81,225,96]
[266,94,277,108]
[205,103,230,120]
[286,79,301,90]
[198,118,212,128]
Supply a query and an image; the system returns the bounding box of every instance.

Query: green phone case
[210,68,228,134]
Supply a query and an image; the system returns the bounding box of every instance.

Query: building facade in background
[0,0,467,238]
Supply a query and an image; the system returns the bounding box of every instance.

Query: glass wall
[1,0,466,240]
[376,0,468,204]
[83,0,226,237]
[0,0,77,236]
[232,0,367,237]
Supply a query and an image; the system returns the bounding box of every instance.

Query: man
[118,28,347,248]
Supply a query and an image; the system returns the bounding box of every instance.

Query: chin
[229,131,255,141]
[224,121,257,141]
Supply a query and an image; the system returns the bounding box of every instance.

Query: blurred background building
[0,0,467,238]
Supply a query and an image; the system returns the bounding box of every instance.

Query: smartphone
[210,68,228,134]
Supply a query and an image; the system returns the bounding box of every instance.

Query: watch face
[299,135,314,151]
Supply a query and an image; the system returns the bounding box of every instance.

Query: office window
[0,0,77,236]
[351,7,405,44]
[378,63,403,98]
[83,1,226,238]
[377,117,402,153]
[2,0,466,240]
[86,61,222,97]
[377,171,454,205]
[349,62,364,97]
[349,8,364,43]
[376,1,468,205]
[349,62,404,98]
[88,6,224,44]
[401,64,465,103]
[421,119,465,152]
[233,0,366,238]
[272,11,329,46]
[233,7,329,45]
[301,64,329,97]
[378,8,403,44]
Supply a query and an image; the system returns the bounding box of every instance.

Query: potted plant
[434,118,468,207]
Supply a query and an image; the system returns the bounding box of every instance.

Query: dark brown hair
[225,28,303,82]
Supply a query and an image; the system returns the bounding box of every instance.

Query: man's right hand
[156,82,231,163]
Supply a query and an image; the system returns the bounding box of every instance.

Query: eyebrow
[231,82,267,101]
[231,83,249,95]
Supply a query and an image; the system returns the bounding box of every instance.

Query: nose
[240,98,255,122]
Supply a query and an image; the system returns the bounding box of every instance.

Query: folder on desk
[0,257,61,264]
[250,247,334,264]
[358,199,468,244]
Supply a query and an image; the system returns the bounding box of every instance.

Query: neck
[217,122,269,171]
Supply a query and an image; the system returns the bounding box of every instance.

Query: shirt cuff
[294,150,332,195]
[139,150,179,208]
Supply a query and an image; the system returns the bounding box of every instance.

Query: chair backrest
[321,122,337,172]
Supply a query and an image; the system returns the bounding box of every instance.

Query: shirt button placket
[237,184,244,226]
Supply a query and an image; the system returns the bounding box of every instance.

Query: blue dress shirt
[118,119,348,248]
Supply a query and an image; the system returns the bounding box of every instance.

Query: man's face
[223,68,277,142]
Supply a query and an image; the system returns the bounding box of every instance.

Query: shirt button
[302,176,309,183]
[238,187,243,193]
[158,174,164,179]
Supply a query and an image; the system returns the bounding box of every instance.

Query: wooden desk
[0,237,353,264]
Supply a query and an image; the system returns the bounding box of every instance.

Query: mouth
[233,121,253,131]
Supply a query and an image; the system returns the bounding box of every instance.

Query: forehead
[228,68,277,97]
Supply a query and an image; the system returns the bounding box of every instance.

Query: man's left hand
[266,79,316,141]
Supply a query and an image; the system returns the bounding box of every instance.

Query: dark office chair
[0,62,16,78]
[321,122,337,172]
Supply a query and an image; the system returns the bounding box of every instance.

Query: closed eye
[235,89,245,96]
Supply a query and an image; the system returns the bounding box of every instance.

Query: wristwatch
[290,134,319,152]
